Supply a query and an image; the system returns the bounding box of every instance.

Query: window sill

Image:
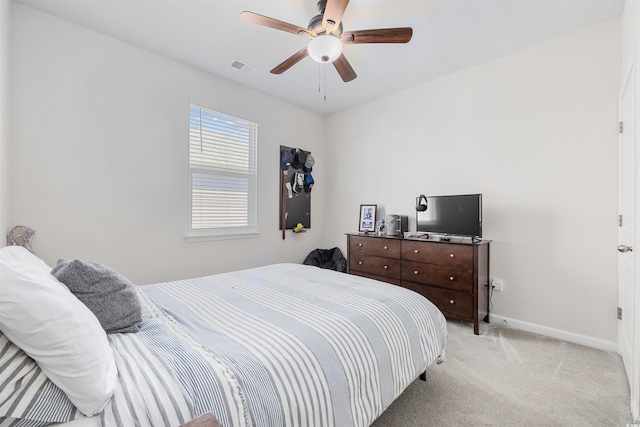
[185,230,260,243]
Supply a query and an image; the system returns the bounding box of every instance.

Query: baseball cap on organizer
[280,149,293,171]
[303,154,315,173]
[304,174,314,193]
[290,149,307,169]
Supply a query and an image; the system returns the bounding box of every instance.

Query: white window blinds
[189,104,258,236]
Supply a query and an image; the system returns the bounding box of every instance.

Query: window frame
[186,104,259,242]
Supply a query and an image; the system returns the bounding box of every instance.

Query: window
[188,104,258,240]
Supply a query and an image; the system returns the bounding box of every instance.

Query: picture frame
[359,204,377,232]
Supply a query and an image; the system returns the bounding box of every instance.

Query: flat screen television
[416,194,482,238]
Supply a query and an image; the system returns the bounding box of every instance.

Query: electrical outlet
[492,279,503,292]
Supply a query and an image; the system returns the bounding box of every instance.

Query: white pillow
[0,245,52,274]
[0,257,118,416]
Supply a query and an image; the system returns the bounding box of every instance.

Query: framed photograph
[359,204,377,232]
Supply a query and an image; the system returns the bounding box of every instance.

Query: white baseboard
[488,314,618,353]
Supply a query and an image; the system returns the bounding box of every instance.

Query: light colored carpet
[371,320,632,426]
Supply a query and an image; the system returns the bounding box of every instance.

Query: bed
[0,247,447,427]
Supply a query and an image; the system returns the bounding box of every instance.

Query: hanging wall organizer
[279,146,314,238]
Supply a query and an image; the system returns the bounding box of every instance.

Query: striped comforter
[4,263,447,427]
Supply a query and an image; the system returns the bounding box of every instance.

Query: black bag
[303,247,347,273]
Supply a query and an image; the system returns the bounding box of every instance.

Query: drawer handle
[414,270,419,275]
[358,261,363,265]
[384,265,388,269]
[450,253,455,258]
[449,276,454,281]
[358,243,363,247]
[384,246,388,250]
[449,299,455,304]
[414,249,419,253]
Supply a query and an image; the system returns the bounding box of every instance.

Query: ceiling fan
[240,0,413,82]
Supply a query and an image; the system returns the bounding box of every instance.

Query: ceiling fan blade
[271,48,309,75]
[240,11,313,39]
[333,53,357,82]
[342,27,413,44]
[322,0,349,33]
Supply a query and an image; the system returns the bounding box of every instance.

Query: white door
[619,57,639,421]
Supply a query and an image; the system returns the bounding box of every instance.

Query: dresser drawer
[372,239,401,258]
[401,240,435,263]
[401,261,473,292]
[349,254,401,279]
[432,244,474,268]
[402,281,473,320]
[402,241,473,268]
[349,235,377,255]
[350,235,401,258]
[429,265,473,292]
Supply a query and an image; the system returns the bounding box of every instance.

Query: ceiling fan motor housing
[308,13,343,37]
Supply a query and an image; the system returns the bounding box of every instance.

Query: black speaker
[416,194,428,212]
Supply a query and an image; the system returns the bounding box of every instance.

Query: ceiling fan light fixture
[307,34,343,63]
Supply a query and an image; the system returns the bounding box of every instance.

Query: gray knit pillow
[51,259,142,334]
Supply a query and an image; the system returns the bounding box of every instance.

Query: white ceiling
[14,0,625,116]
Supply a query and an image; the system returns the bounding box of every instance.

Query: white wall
[0,0,10,238]
[623,0,639,62]
[9,4,326,284]
[324,19,621,343]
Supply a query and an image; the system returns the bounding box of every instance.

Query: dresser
[347,233,490,334]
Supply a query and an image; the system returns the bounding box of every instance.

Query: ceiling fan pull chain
[324,63,327,101]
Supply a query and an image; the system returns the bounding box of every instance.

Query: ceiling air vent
[230,60,257,74]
